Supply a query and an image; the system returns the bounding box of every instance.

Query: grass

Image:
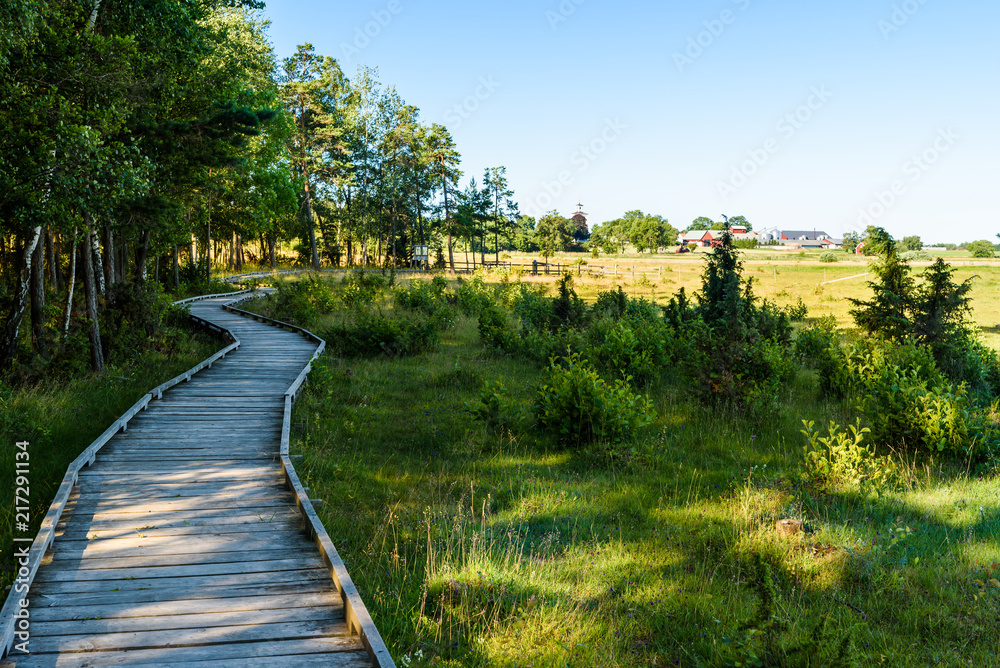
[0,328,222,592]
[268,270,1000,667]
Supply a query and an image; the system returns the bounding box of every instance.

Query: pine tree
[848,227,914,339]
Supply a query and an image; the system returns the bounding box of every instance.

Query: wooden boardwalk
[5,294,391,667]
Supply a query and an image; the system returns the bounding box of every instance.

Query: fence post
[532,260,537,276]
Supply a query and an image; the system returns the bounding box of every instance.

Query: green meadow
[248,258,1000,667]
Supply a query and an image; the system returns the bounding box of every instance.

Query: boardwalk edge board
[1,276,395,668]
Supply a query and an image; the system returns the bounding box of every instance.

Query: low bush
[324,310,441,358]
[463,380,511,432]
[101,281,191,360]
[800,420,896,490]
[900,250,932,262]
[533,353,654,447]
[583,316,673,385]
[394,276,455,323]
[260,277,335,326]
[454,276,498,316]
[341,270,390,307]
[819,338,974,456]
[819,252,839,263]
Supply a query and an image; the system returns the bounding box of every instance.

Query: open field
[249,263,1000,667]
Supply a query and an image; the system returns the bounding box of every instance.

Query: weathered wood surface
[9,295,388,668]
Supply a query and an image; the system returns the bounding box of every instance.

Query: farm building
[678,227,759,247]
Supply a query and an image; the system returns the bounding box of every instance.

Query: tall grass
[277,273,1000,667]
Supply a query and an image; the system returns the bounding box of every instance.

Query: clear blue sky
[263,0,999,243]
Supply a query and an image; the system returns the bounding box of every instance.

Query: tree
[279,43,344,269]
[697,231,745,330]
[911,258,973,349]
[966,240,995,258]
[686,216,715,232]
[899,235,923,252]
[427,124,461,271]
[842,231,862,253]
[849,228,915,340]
[512,215,537,252]
[728,215,752,231]
[625,211,678,253]
[536,211,572,254]
[484,166,517,261]
[588,224,616,254]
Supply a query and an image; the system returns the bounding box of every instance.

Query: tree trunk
[135,229,150,282]
[103,226,115,288]
[82,227,104,372]
[63,230,77,339]
[189,232,196,269]
[315,210,338,266]
[92,230,105,296]
[173,245,180,287]
[304,180,320,269]
[269,234,276,270]
[30,230,46,357]
[52,230,65,293]
[206,201,212,283]
[0,226,43,366]
[47,227,59,292]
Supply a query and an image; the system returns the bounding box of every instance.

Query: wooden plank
[13,649,372,668]
[56,520,301,540]
[38,557,323,582]
[31,591,342,622]
[29,618,355,654]
[55,504,297,522]
[50,533,314,560]
[33,604,345,636]
[30,581,332,609]
[32,568,331,595]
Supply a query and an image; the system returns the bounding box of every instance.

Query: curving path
[6,295,389,667]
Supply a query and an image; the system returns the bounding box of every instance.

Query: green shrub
[255,276,336,327]
[584,317,672,385]
[455,276,496,316]
[820,338,974,455]
[819,252,839,263]
[966,240,996,258]
[394,276,455,323]
[341,270,389,307]
[795,318,837,365]
[324,311,440,358]
[533,353,654,447]
[782,298,808,322]
[463,380,511,431]
[478,305,518,353]
[800,420,895,489]
[101,281,189,359]
[552,274,587,329]
[899,250,932,262]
